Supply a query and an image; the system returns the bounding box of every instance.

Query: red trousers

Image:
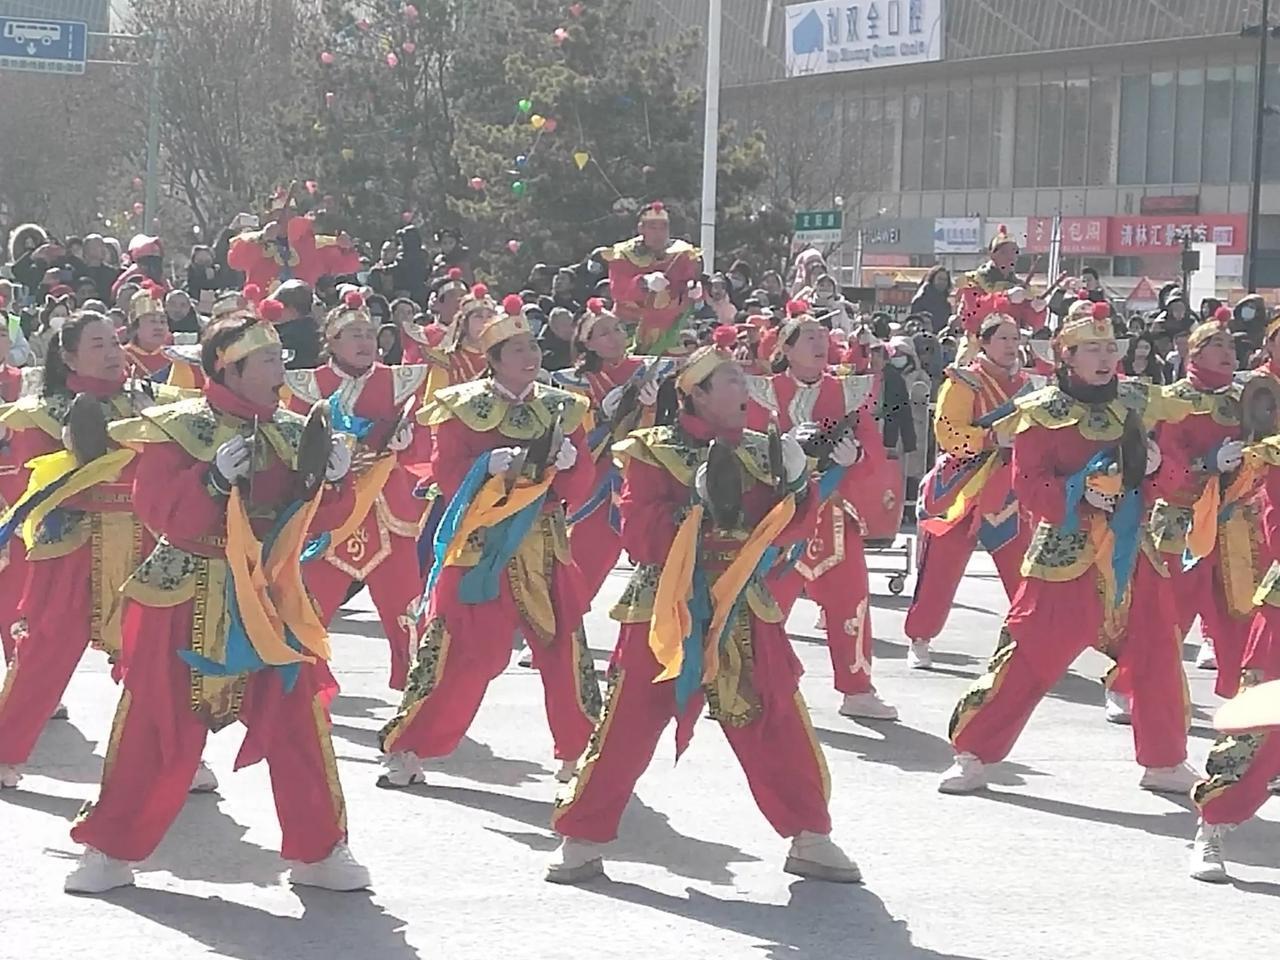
[1167,550,1249,699]
[379,566,599,761]
[569,504,623,601]
[305,538,421,691]
[71,598,346,863]
[0,548,95,765]
[552,619,833,842]
[1194,605,1280,825]
[0,547,28,664]
[771,537,874,695]
[949,556,1189,769]
[903,520,1030,642]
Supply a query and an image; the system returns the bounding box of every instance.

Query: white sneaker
[906,640,932,671]
[189,761,219,794]
[376,751,425,789]
[938,752,988,794]
[50,702,69,720]
[545,837,605,884]
[814,610,827,632]
[1189,821,1230,883]
[554,759,577,783]
[1104,688,1132,725]
[516,643,533,668]
[1195,640,1217,670]
[839,692,899,721]
[289,842,371,891]
[0,764,21,788]
[64,847,134,895]
[1140,762,1201,794]
[783,831,862,883]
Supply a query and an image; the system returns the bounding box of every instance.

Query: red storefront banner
[1108,214,1247,255]
[1025,217,1110,254]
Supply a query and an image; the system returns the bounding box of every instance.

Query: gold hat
[476,294,534,353]
[1266,309,1280,343]
[576,296,613,341]
[1055,299,1116,351]
[776,298,824,348]
[214,320,282,371]
[988,222,1016,255]
[639,201,669,223]
[1188,306,1235,354]
[325,290,374,338]
[128,283,165,322]
[211,292,249,320]
[676,345,735,394]
[457,282,497,322]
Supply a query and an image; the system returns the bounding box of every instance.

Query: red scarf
[65,372,126,399]
[1186,360,1234,392]
[205,381,279,421]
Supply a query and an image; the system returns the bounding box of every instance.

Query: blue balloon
[515,154,528,167]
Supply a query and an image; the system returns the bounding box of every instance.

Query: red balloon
[543,118,558,133]
[402,211,414,223]
[132,201,145,215]
[468,176,486,191]
[569,2,585,15]
[320,51,334,65]
[131,176,143,189]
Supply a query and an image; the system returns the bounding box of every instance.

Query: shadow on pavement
[138,795,288,886]
[813,723,1040,784]
[100,886,414,958]
[29,719,105,784]
[330,694,393,719]
[416,781,757,884]
[2,788,86,819]
[580,878,988,960]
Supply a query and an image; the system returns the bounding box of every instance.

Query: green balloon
[511,180,527,196]
[517,98,533,114]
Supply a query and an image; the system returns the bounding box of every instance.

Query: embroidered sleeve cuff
[204,467,232,498]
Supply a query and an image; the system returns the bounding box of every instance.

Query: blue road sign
[0,16,87,75]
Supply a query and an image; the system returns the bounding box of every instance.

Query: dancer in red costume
[955,225,1049,336]
[121,283,176,382]
[554,298,673,599]
[286,291,431,690]
[905,297,1035,670]
[422,283,494,401]
[547,344,862,885]
[227,190,360,294]
[939,300,1199,796]
[603,202,702,354]
[0,320,28,666]
[0,311,187,789]
[66,310,369,895]
[378,295,601,788]
[402,268,466,364]
[746,300,899,720]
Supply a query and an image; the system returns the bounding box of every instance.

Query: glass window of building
[1118,74,1149,184]
[946,87,970,189]
[1173,67,1204,183]
[1146,70,1175,183]
[902,91,924,191]
[863,95,884,192]
[923,89,946,190]
[1039,79,1064,187]
[969,85,994,189]
[1013,81,1039,187]
[843,96,865,189]
[1203,65,1233,184]
[1232,63,1256,183]
[883,95,903,193]
[1062,78,1089,187]
[1265,63,1280,180]
[994,82,1016,188]
[1088,75,1118,186]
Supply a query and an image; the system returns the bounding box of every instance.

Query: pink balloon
[132,201,144,215]
[553,27,568,43]
[304,180,319,193]
[507,239,522,253]
[402,41,416,54]
[569,3,585,15]
[386,52,399,67]
[403,4,418,18]
[356,18,370,30]
[319,51,334,65]
[131,176,143,189]
[543,118,558,133]
[402,211,414,223]
[469,177,486,191]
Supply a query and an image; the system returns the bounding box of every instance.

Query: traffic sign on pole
[0,16,88,75]
[794,209,843,245]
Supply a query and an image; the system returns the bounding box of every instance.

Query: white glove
[694,462,709,502]
[1007,286,1027,305]
[780,431,807,483]
[386,420,414,453]
[0,423,9,445]
[554,437,578,471]
[487,446,521,476]
[325,436,353,482]
[645,272,670,293]
[600,385,624,420]
[637,378,660,407]
[1084,487,1116,513]
[214,435,252,483]
[829,434,862,468]
[1215,439,1244,473]
[1029,297,1047,312]
[996,429,1015,449]
[1145,437,1163,476]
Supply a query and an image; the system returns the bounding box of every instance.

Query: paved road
[2,550,1277,960]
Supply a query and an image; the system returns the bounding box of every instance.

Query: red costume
[71,380,357,867]
[285,360,431,689]
[746,370,895,701]
[228,215,360,294]
[603,204,701,353]
[0,361,28,663]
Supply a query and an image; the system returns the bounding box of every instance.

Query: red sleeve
[1011,425,1067,525]
[397,421,432,471]
[840,409,889,498]
[745,399,772,433]
[774,478,820,545]
[550,424,595,510]
[618,457,681,565]
[226,234,264,274]
[430,417,484,501]
[1144,417,1200,503]
[608,259,646,306]
[1260,472,1280,562]
[309,479,358,534]
[132,442,226,540]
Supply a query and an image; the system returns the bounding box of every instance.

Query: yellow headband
[325,304,373,339]
[128,287,164,322]
[640,202,669,223]
[676,346,734,394]
[477,311,532,354]
[1188,317,1232,354]
[215,321,281,371]
[1267,313,1280,342]
[1055,301,1115,351]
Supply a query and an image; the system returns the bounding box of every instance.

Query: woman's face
[464,308,493,344]
[378,329,397,352]
[585,314,627,361]
[933,270,950,291]
[1066,339,1120,386]
[815,280,836,301]
[1134,340,1151,361]
[65,319,124,381]
[134,312,169,350]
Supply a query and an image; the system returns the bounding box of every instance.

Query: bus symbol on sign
[4,21,62,46]
[0,17,87,75]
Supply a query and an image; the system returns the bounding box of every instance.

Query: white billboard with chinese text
[785,0,944,78]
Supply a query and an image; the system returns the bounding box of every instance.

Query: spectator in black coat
[908,265,953,333]
[390,224,427,302]
[538,306,575,372]
[81,235,121,301]
[870,340,917,456]
[164,289,202,335]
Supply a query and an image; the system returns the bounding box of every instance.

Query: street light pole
[143,29,164,227]
[699,0,722,272]
[1248,0,1270,293]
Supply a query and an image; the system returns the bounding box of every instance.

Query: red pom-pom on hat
[243,283,263,303]
[711,325,737,349]
[447,267,463,280]
[785,299,810,318]
[650,201,664,213]
[1214,305,1233,323]
[470,283,488,299]
[1090,301,1111,320]
[502,293,525,316]
[343,289,365,309]
[258,299,285,323]
[586,296,605,314]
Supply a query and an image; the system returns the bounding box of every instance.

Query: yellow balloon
[341,148,355,161]
[530,114,546,129]
[573,151,590,171]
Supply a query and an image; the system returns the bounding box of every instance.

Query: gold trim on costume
[418,379,590,439]
[311,694,348,832]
